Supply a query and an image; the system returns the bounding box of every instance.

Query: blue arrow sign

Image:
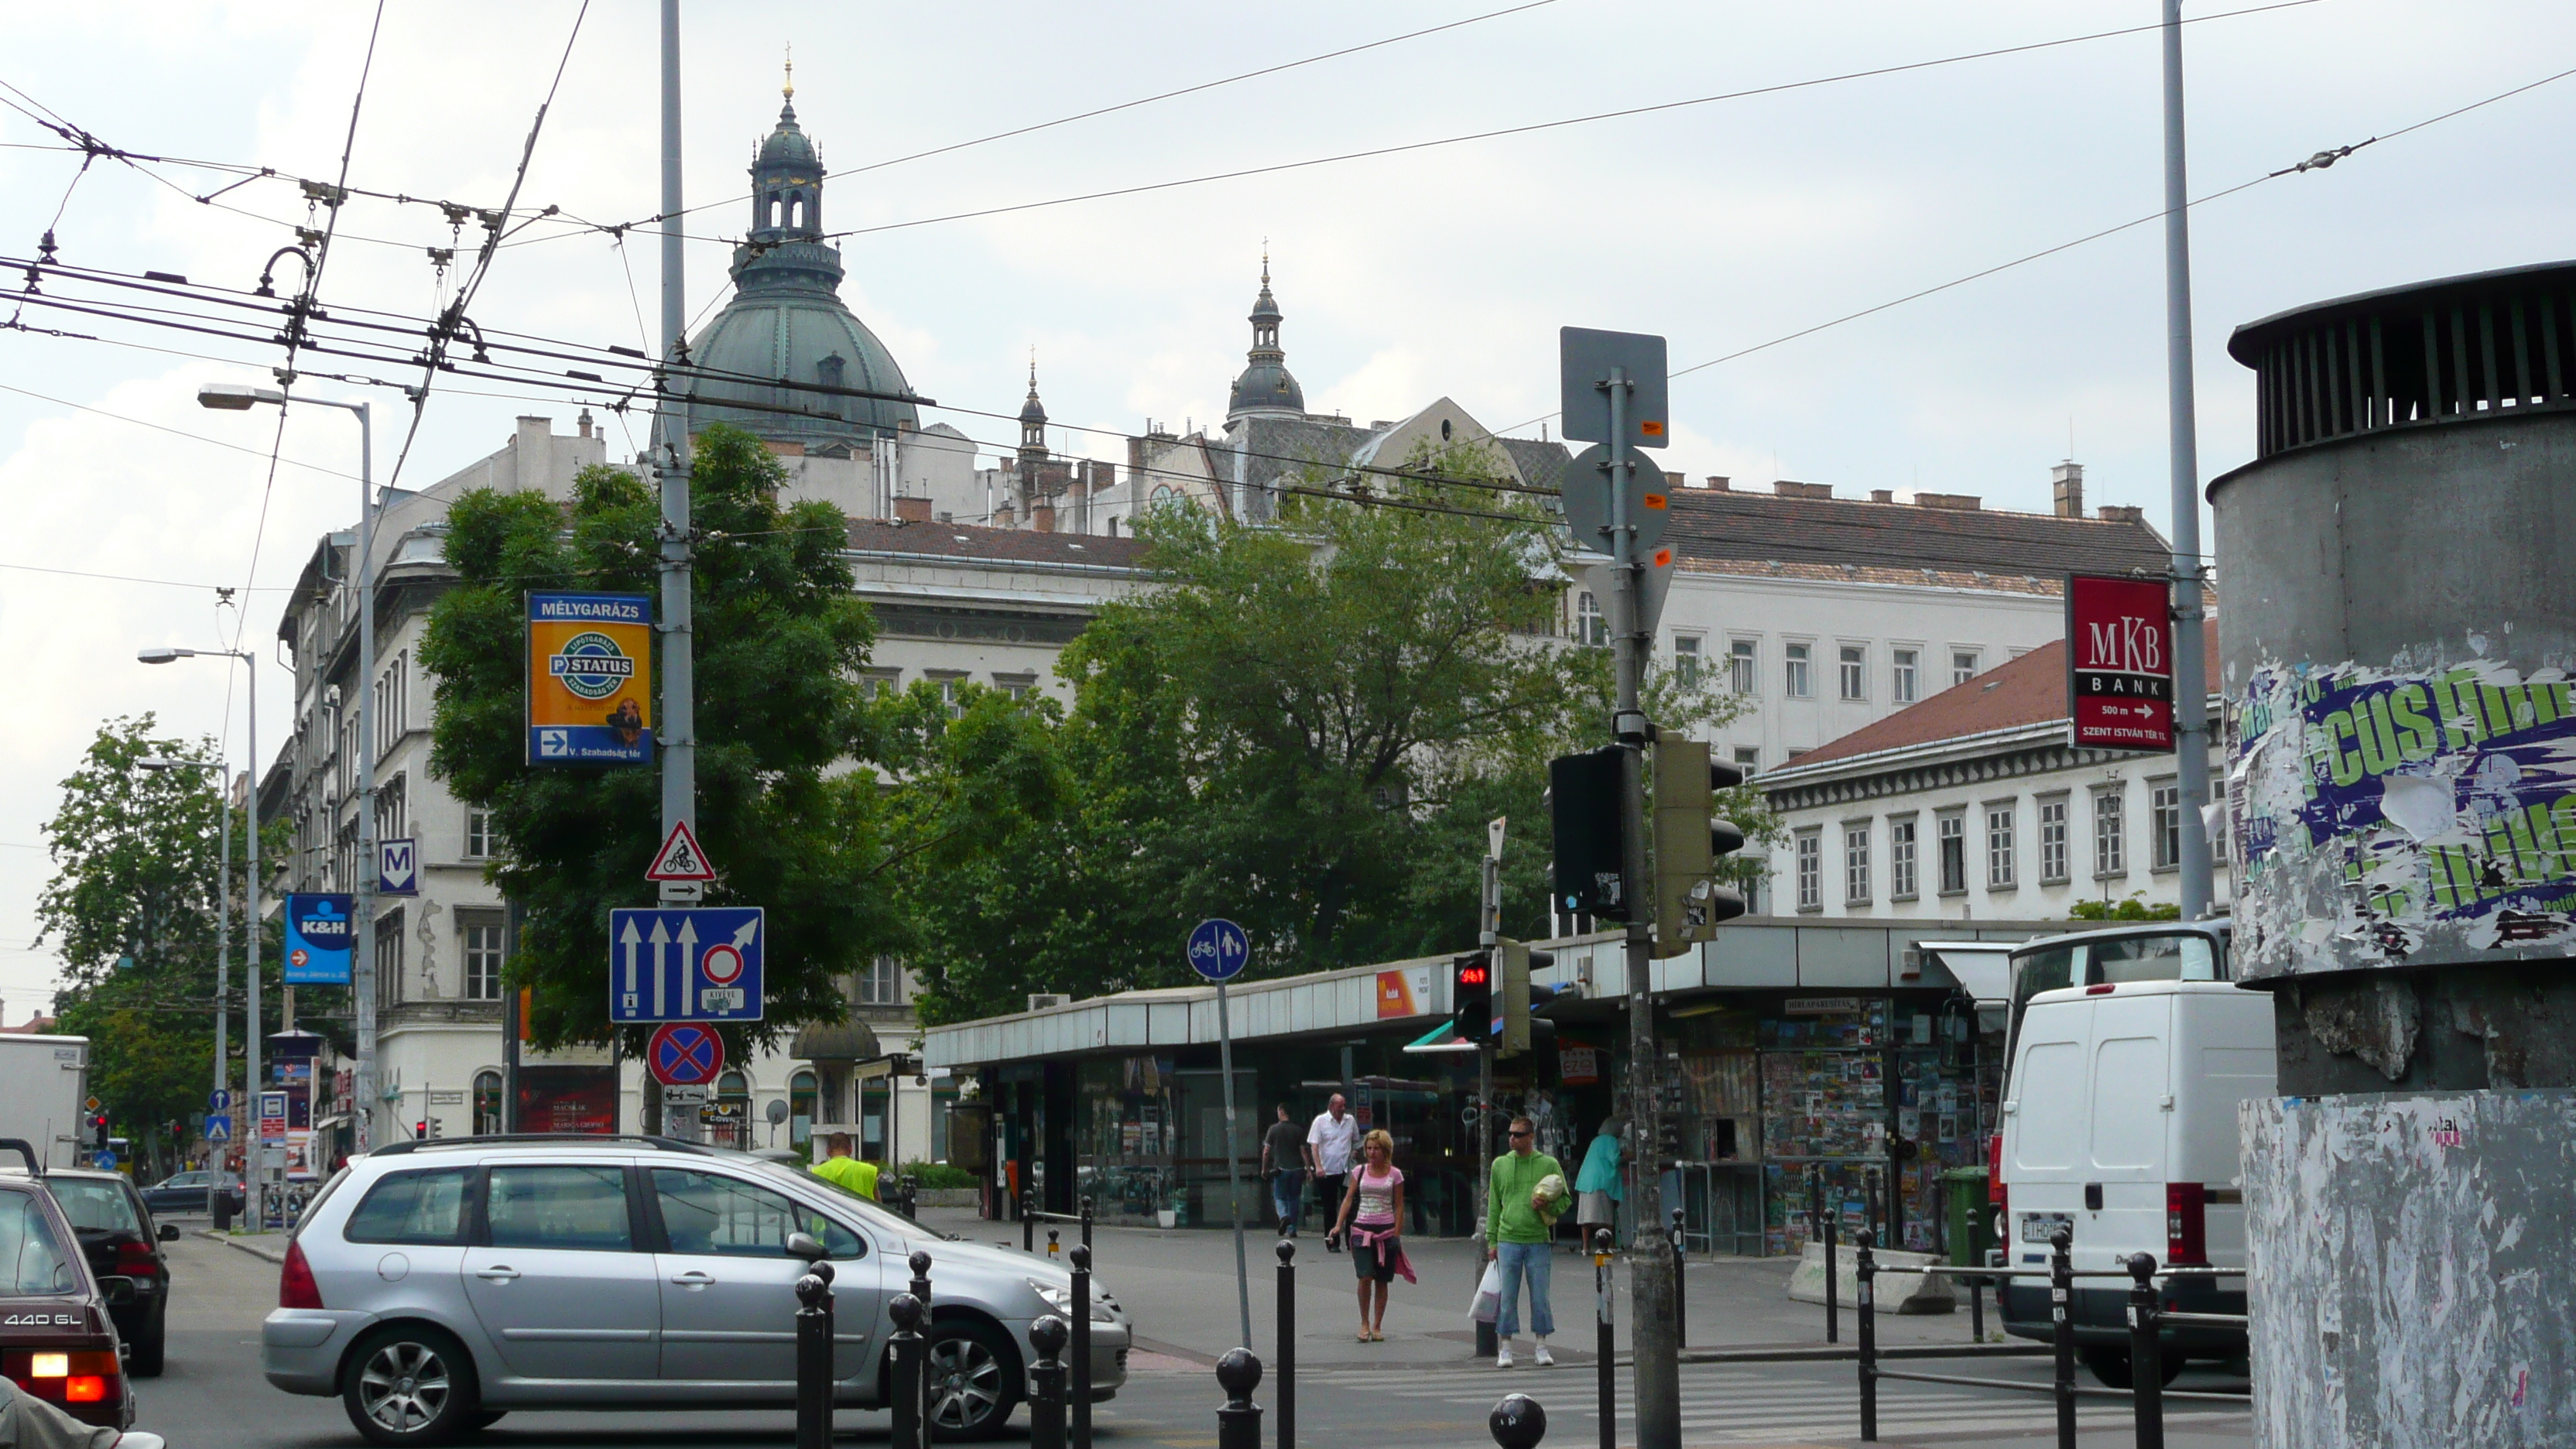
[1187,918,1250,983]
[608,907,766,1022]
[209,1089,231,1113]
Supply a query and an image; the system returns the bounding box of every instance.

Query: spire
[1228,252,1303,422]
[783,44,795,101]
[750,65,822,242]
[1019,351,1047,436]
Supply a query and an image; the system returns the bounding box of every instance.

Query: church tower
[1225,255,1305,423]
[1016,357,1049,518]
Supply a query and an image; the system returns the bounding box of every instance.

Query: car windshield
[50,1179,142,1235]
[0,1191,77,1297]
[734,1154,960,1241]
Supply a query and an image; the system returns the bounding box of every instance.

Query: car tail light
[8,1350,121,1409]
[113,1240,157,1276]
[279,1238,324,1310]
[1987,1134,2006,1204]
[2084,982,2116,995]
[2166,1182,2208,1266]
[62,1376,106,1403]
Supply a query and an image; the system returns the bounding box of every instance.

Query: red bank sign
[2066,574,2174,752]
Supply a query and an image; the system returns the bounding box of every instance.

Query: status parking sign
[526,591,653,766]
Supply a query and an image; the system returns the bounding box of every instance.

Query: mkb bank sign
[526,591,653,765]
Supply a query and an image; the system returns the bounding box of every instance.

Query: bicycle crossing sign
[608,906,764,1022]
[645,820,717,882]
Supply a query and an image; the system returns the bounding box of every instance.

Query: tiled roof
[1675,555,2062,596]
[843,518,1149,568]
[1782,618,2221,771]
[1662,487,2172,577]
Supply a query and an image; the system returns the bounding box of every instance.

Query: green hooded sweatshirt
[1487,1149,1565,1246]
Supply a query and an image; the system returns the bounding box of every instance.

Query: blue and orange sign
[526,591,653,766]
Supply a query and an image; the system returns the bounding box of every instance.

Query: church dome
[1227,259,1303,421]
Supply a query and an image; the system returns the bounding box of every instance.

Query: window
[1952,650,1981,686]
[2095,789,2127,877]
[375,908,405,1008]
[1838,646,1865,701]
[1673,635,1702,688]
[1892,649,1919,704]
[375,772,407,844]
[788,1071,819,1147]
[1843,825,1871,905]
[485,1164,632,1252]
[1986,804,2017,889]
[994,674,1036,701]
[345,1168,470,1245]
[1889,818,1919,899]
[2039,797,2071,884]
[653,1168,861,1259]
[1728,639,1758,694]
[1937,811,1967,895]
[474,1071,504,1136]
[461,914,505,1002]
[861,670,899,701]
[2152,781,2184,870]
[1733,747,1760,778]
[1784,642,1813,698]
[47,1178,140,1235]
[714,1071,751,1150]
[0,1192,72,1296]
[1794,831,1822,911]
[1574,591,1607,646]
[858,955,903,1006]
[375,652,409,756]
[464,810,493,860]
[930,677,964,720]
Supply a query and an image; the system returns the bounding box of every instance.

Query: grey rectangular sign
[1559,327,1670,448]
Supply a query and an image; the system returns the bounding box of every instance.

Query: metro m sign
[2066,573,2175,752]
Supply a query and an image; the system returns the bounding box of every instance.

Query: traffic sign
[1558,327,1670,449]
[647,1023,725,1088]
[608,907,766,1022]
[645,820,718,882]
[1187,918,1250,983]
[1584,547,1679,642]
[205,1115,231,1142]
[209,1089,231,1113]
[378,837,420,896]
[93,1152,115,1172]
[1559,442,1673,559]
[83,1096,99,1113]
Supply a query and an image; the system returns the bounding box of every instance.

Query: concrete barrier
[1786,1241,1955,1314]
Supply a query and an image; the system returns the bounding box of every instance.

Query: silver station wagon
[262,1136,1129,1445]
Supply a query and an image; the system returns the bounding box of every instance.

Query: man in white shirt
[1304,1094,1358,1254]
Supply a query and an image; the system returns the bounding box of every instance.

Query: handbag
[1470,1260,1502,1324]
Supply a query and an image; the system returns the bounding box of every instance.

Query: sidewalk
[200,1228,287,1264]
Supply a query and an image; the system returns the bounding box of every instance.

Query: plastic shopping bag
[1471,1260,1502,1324]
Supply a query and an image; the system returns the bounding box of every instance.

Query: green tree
[420,424,901,1051]
[2067,892,2182,922]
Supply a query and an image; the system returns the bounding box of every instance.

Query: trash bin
[1941,1166,1990,1266]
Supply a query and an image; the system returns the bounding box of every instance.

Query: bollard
[1028,1314,1070,1449]
[1855,1231,1878,1444]
[888,1292,927,1449]
[795,1272,834,1449]
[1025,1187,1036,1253]
[1811,1169,1836,1345]
[1489,1391,1547,1449]
[1592,1229,1615,1449]
[909,1252,935,1444]
[1082,1195,1096,1253]
[2050,1228,2077,1449]
[1070,1242,1094,1449]
[1670,1206,1687,1351]
[1969,1263,1985,1345]
[1823,1193,1841,1345]
[2126,1253,2164,1449]
[1050,1227,1062,1259]
[1214,1348,1263,1449]
[1276,1239,1296,1449]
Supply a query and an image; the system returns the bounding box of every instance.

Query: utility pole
[657,2,697,901]
[2160,0,2213,919]
[1475,820,1503,1361]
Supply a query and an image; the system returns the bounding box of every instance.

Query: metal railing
[1021,1187,1096,1255]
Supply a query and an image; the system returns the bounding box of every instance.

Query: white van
[1993,923,2272,1386]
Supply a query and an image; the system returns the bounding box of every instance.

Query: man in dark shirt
[1260,1103,1307,1235]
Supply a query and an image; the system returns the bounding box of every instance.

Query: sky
[2,0,2571,1011]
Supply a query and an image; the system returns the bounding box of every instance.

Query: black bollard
[1049,1227,1061,1260]
[1214,1348,1263,1449]
[1082,1195,1095,1253]
[2050,1228,2077,1449]
[1275,1239,1296,1449]
[2126,1253,2164,1449]
[1855,1231,1878,1444]
[1025,1187,1036,1252]
[1029,1314,1070,1449]
[1823,1193,1840,1345]
[1070,1242,1094,1449]
[1592,1229,1615,1449]
[1489,1391,1547,1449]
[795,1271,833,1449]
[1670,1206,1687,1351]
[1810,1170,1835,1344]
[909,1252,935,1444]
[1970,1262,1985,1344]
[888,1293,927,1449]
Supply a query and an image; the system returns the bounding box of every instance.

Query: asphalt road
[155,1230,2252,1449]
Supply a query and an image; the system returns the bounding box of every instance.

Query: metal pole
[908,1252,934,1447]
[1477,857,1500,1361]
[2126,1253,2164,1449]
[1070,1243,1094,1449]
[244,623,262,1213]
[1856,1231,1878,1443]
[1218,980,1252,1348]
[2050,1228,2078,1449]
[1607,363,1678,1449]
[2161,0,2213,919]
[1029,1314,1068,1449]
[1274,1240,1295,1449]
[1824,1191,1839,1345]
[794,1271,831,1449]
[211,755,230,1221]
[656,0,697,909]
[1594,1229,1615,1449]
[1670,1205,1687,1351]
[1214,1349,1262,1449]
[350,399,376,1158]
[889,1293,926,1449]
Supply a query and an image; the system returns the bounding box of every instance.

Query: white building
[1756,623,2232,923]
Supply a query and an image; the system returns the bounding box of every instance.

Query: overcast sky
[2,0,2569,1009]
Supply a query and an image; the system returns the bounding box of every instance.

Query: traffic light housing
[1653,735,1749,954]
[1549,746,1628,919]
[1495,937,1557,1056]
[87,1114,108,1150]
[1451,951,1493,1043]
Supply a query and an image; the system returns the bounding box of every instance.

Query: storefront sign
[526,591,653,765]
[1558,1041,1601,1085]
[1782,996,1861,1015]
[516,1064,618,1135]
[283,893,354,985]
[1374,965,1432,1019]
[2066,573,2176,752]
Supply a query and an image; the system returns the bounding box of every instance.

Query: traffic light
[1653,735,1749,954]
[88,1114,108,1149]
[1549,746,1628,919]
[1451,951,1493,1043]
[1495,937,1557,1057]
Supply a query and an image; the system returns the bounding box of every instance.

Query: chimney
[1703,475,1729,491]
[1032,501,1057,533]
[577,409,594,440]
[1869,488,1894,503]
[892,495,931,522]
[2052,461,2085,518]
[1662,471,1685,490]
[1773,480,1834,499]
[2097,504,2146,522]
[1914,492,1982,511]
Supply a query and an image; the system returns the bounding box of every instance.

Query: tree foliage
[2067,892,2182,922]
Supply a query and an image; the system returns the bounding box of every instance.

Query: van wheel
[2081,1345,2184,1389]
[923,1318,1023,1440]
[343,1324,480,1447]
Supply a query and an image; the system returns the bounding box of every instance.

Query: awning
[312,1115,350,1132]
[790,1019,882,1063]
[1401,1021,1478,1055]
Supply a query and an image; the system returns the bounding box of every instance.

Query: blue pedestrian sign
[209,1089,231,1113]
[608,907,766,1022]
[204,1115,231,1142]
[1187,918,1250,983]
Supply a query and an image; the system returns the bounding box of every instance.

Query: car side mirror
[98,1276,136,1306]
[784,1231,829,1263]
[159,1223,180,1242]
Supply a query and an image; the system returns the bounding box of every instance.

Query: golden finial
[783,44,795,100]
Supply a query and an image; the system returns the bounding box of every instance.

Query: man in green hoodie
[1485,1116,1564,1368]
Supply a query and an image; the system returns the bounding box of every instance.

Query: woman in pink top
[1331,1129,1408,1341]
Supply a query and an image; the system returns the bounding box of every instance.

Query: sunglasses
[1508,1129,1533,1138]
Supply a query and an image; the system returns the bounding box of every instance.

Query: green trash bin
[1941,1166,1992,1266]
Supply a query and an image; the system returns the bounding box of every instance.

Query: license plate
[2021,1212,2074,1244]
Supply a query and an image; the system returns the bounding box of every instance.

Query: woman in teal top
[1574,1116,1624,1242]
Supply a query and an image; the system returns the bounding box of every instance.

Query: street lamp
[138,653,254,1224]
[196,383,379,1157]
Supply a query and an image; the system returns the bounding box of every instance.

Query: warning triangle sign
[645,820,718,882]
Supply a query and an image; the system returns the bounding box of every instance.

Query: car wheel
[923,1318,1022,1440]
[2081,1345,2184,1389]
[342,1325,479,1447]
[128,1300,166,1378]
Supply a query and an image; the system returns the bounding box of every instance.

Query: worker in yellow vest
[810,1132,879,1200]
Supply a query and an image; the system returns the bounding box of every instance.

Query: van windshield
[2005,931,2227,1070]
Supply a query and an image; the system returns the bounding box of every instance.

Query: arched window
[789,1070,818,1149]
[787,193,805,228]
[1151,485,1177,507]
[473,1070,504,1136]
[714,1070,751,1150]
[766,193,781,229]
